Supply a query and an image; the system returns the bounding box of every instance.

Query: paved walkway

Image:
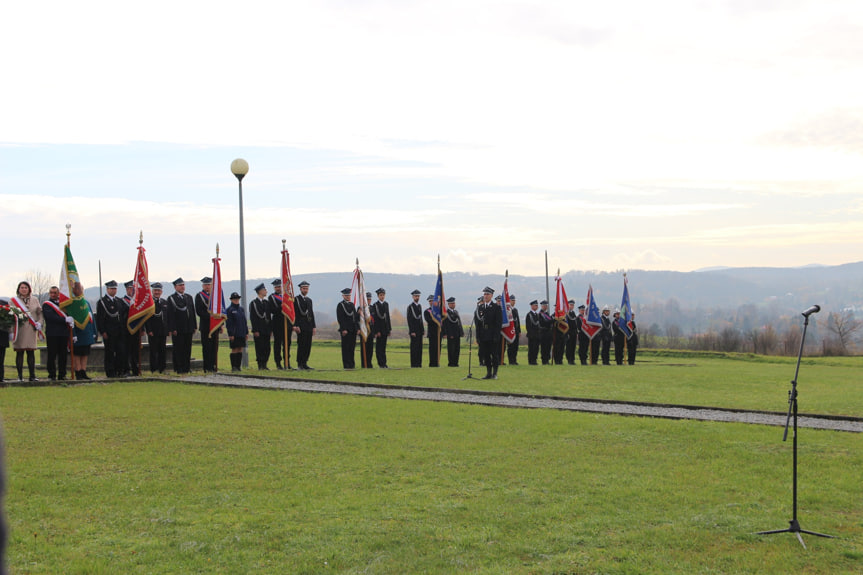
[182,374,863,433]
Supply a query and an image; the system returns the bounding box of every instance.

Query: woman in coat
[11,281,43,382]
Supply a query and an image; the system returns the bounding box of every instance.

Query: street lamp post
[231,158,250,368]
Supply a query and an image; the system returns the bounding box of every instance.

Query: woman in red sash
[11,281,43,382]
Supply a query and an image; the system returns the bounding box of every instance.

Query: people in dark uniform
[268,279,291,370]
[97,280,127,377]
[166,278,196,374]
[506,295,521,366]
[539,300,554,365]
[225,292,248,372]
[42,286,72,381]
[442,297,464,367]
[195,277,219,373]
[363,292,375,368]
[612,310,626,365]
[551,301,566,365]
[293,281,316,370]
[564,300,579,365]
[406,289,424,368]
[525,300,541,365]
[145,282,168,373]
[600,305,613,365]
[424,295,442,367]
[475,297,485,366]
[627,313,639,365]
[577,304,590,365]
[122,280,138,376]
[474,287,502,379]
[336,288,359,369]
[249,283,271,370]
[371,288,391,368]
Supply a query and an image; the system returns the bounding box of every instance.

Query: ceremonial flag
[581,284,602,340]
[209,249,227,336]
[280,247,297,324]
[501,270,516,343]
[351,261,371,342]
[127,242,155,334]
[429,262,446,328]
[618,274,634,339]
[58,244,92,329]
[554,272,570,334]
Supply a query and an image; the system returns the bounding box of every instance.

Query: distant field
[1,382,862,574]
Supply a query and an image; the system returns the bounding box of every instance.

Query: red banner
[127,246,155,334]
[281,249,297,324]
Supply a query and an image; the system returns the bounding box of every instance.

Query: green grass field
[1,343,862,573]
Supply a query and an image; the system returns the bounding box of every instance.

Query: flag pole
[500,269,508,364]
[551,267,559,357]
[544,251,550,311]
[136,231,144,377]
[66,224,76,381]
[214,242,220,373]
[358,257,366,368]
[437,254,443,366]
[283,239,290,370]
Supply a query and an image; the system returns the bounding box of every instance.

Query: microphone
[801,305,821,317]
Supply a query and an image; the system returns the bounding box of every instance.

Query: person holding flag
[205,247,227,372]
[618,274,638,365]
[350,261,371,369]
[42,286,73,381]
[564,300,580,365]
[126,234,156,376]
[552,273,570,365]
[196,277,219,373]
[268,279,290,370]
[425,262,446,367]
[582,285,603,365]
[58,228,95,379]
[500,272,517,365]
[279,242,297,369]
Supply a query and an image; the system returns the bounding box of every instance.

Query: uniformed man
[564,300,579,365]
[42,286,72,381]
[627,312,639,365]
[336,288,359,369]
[166,278,196,374]
[577,304,590,365]
[539,300,554,365]
[249,283,271,370]
[551,300,566,366]
[195,277,219,373]
[406,289,424,368]
[474,287,502,379]
[122,280,137,375]
[506,295,521,366]
[371,288,391,368]
[525,300,541,365]
[423,295,442,367]
[363,292,375,368]
[293,280,316,370]
[97,280,127,377]
[600,305,613,365]
[442,297,464,367]
[268,279,291,370]
[612,310,626,365]
[145,282,168,373]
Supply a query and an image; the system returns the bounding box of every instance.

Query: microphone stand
[462,321,475,380]
[757,309,834,548]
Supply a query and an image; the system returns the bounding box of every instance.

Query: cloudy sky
[2,0,862,290]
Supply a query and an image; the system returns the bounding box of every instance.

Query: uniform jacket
[473,301,502,342]
[406,302,424,336]
[337,300,359,334]
[293,294,316,331]
[225,303,249,339]
[145,298,168,337]
[249,297,271,334]
[97,295,127,337]
[42,299,69,338]
[443,309,464,338]
[166,292,196,334]
[371,301,391,335]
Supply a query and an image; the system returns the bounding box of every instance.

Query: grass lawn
[1,381,862,574]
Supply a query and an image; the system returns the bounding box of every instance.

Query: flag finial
[356,257,359,266]
[139,230,144,246]
[282,239,286,249]
[65,223,71,246]
[216,243,220,257]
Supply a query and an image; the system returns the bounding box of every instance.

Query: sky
[2,0,862,291]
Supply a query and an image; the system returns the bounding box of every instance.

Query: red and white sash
[11,296,45,341]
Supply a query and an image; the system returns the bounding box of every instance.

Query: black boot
[492,365,498,380]
[16,352,24,381]
[28,350,38,381]
[482,365,493,380]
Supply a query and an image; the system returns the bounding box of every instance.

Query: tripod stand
[462,322,475,380]
[757,307,834,548]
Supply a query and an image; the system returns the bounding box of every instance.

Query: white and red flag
[351,260,371,342]
[209,247,227,336]
[280,246,297,324]
[554,272,570,335]
[127,240,155,334]
[501,270,516,343]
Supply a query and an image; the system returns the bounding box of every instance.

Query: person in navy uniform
[600,305,613,365]
[539,300,554,365]
[371,288,391,368]
[564,300,579,365]
[363,292,375,368]
[145,282,168,373]
[97,280,128,377]
[293,281,316,370]
[406,289,424,368]
[474,287,502,379]
[267,279,291,370]
[249,283,271,370]
[195,277,219,373]
[627,313,639,365]
[121,280,138,376]
[442,297,464,367]
[423,295,442,367]
[525,300,541,365]
[336,288,359,369]
[42,286,73,381]
[577,304,590,365]
[612,310,626,365]
[505,295,521,366]
[225,292,248,372]
[166,278,196,374]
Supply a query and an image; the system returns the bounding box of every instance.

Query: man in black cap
[166,278,196,374]
[363,292,375,368]
[371,288,391,368]
[564,300,580,365]
[577,304,590,365]
[268,279,291,370]
[600,305,613,365]
[97,280,127,377]
[195,277,219,373]
[122,280,137,376]
[423,295,443,367]
[249,283,271,370]
[506,295,521,365]
[474,287,502,379]
[293,281,316,370]
[336,288,359,369]
[406,289,424,368]
[627,312,639,365]
[442,297,464,367]
[145,282,168,373]
[525,300,541,365]
[539,300,554,365]
[612,310,626,365]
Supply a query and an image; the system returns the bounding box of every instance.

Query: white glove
[73,336,78,343]
[66,316,75,326]
[35,321,43,331]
